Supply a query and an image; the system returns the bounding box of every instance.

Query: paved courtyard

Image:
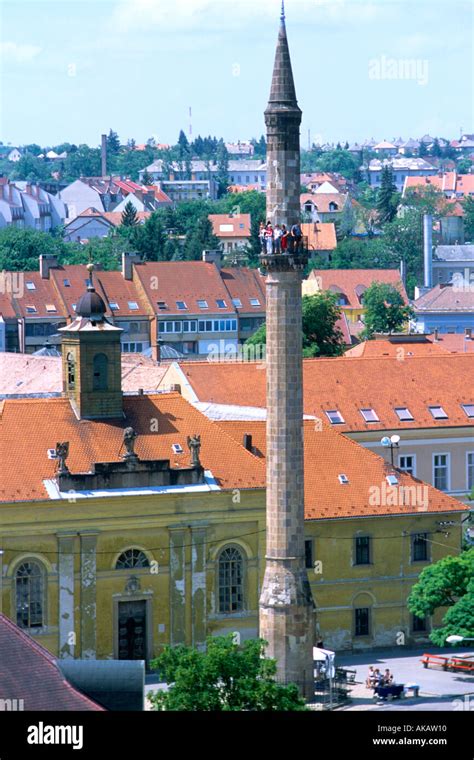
[336,645,474,711]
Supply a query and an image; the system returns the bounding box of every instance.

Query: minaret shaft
[259,13,314,699]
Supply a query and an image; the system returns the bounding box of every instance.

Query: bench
[449,658,474,673]
[374,684,404,701]
[420,653,449,670]
[404,684,420,698]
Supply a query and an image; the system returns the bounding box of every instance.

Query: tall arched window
[15,561,44,629]
[66,352,75,389]
[218,546,244,613]
[115,549,150,569]
[93,353,108,391]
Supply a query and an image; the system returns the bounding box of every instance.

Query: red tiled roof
[0,393,266,502]
[345,337,451,358]
[220,267,266,313]
[301,222,337,251]
[0,292,17,319]
[11,271,68,319]
[133,261,237,316]
[144,185,173,204]
[307,269,408,309]
[164,354,474,431]
[403,172,474,198]
[209,213,251,238]
[0,614,103,710]
[220,421,464,519]
[300,193,348,214]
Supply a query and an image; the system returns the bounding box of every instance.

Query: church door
[118,600,147,661]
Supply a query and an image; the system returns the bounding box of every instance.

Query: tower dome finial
[281,0,285,22]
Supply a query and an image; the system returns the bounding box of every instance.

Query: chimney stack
[122,251,141,281]
[101,134,107,178]
[202,249,222,271]
[39,253,58,279]
[423,214,433,290]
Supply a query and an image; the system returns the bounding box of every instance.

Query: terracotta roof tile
[307,268,408,309]
[220,421,464,519]
[12,271,68,319]
[0,614,103,710]
[209,214,251,238]
[0,393,266,502]
[164,354,474,431]
[220,268,266,312]
[301,222,337,251]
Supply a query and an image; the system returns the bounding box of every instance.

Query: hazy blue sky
[0,0,472,148]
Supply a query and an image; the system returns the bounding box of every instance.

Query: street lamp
[381,435,401,467]
[446,635,474,644]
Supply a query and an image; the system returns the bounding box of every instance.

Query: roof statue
[187,434,201,467]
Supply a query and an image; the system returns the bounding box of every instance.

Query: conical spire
[266,1,299,112]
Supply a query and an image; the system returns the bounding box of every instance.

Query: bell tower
[59,265,123,420]
[258,2,315,699]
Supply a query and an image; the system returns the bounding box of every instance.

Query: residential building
[8,270,68,353]
[63,207,152,243]
[139,159,267,190]
[373,140,398,157]
[7,148,21,162]
[209,213,251,253]
[0,179,66,230]
[432,245,474,285]
[159,353,474,501]
[159,179,218,202]
[412,283,474,335]
[301,172,350,194]
[219,266,266,343]
[367,157,437,191]
[303,268,408,325]
[300,192,350,223]
[225,141,255,157]
[58,178,125,219]
[300,222,337,261]
[402,171,474,200]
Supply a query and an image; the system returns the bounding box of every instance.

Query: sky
[0,0,473,149]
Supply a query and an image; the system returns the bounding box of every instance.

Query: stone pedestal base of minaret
[259,559,315,701]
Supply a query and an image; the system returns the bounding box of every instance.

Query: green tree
[141,169,154,186]
[62,145,101,181]
[0,227,69,271]
[419,141,428,157]
[457,158,473,175]
[408,549,474,647]
[376,165,399,223]
[121,201,139,227]
[430,138,442,157]
[361,281,413,338]
[462,196,474,241]
[215,138,230,197]
[106,129,121,155]
[184,215,220,260]
[148,635,307,711]
[246,293,344,357]
[9,153,51,182]
[133,213,167,261]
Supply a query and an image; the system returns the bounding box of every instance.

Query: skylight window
[109,302,120,311]
[394,407,414,421]
[157,301,168,310]
[232,298,242,308]
[216,299,227,309]
[338,474,349,485]
[176,301,188,310]
[429,405,448,420]
[462,404,474,418]
[250,298,261,307]
[63,279,71,287]
[360,408,380,423]
[197,300,208,309]
[128,301,139,310]
[386,475,399,486]
[25,282,36,290]
[172,443,184,455]
[45,304,57,312]
[325,410,345,425]
[72,304,77,311]
[25,305,37,313]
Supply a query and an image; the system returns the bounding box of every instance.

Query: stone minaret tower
[259,3,315,699]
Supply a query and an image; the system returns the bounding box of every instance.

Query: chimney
[39,253,58,279]
[202,249,222,271]
[101,134,107,178]
[243,433,253,452]
[122,251,141,280]
[423,214,433,289]
[434,328,439,342]
[400,259,406,287]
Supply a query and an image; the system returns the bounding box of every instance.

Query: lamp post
[381,434,401,467]
[446,635,474,644]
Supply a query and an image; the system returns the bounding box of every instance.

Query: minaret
[259,3,315,699]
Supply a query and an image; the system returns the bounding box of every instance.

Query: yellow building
[0,279,465,659]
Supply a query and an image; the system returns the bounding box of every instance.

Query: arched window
[15,561,44,629]
[67,352,75,389]
[218,546,244,613]
[329,202,339,212]
[115,549,150,570]
[93,353,108,391]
